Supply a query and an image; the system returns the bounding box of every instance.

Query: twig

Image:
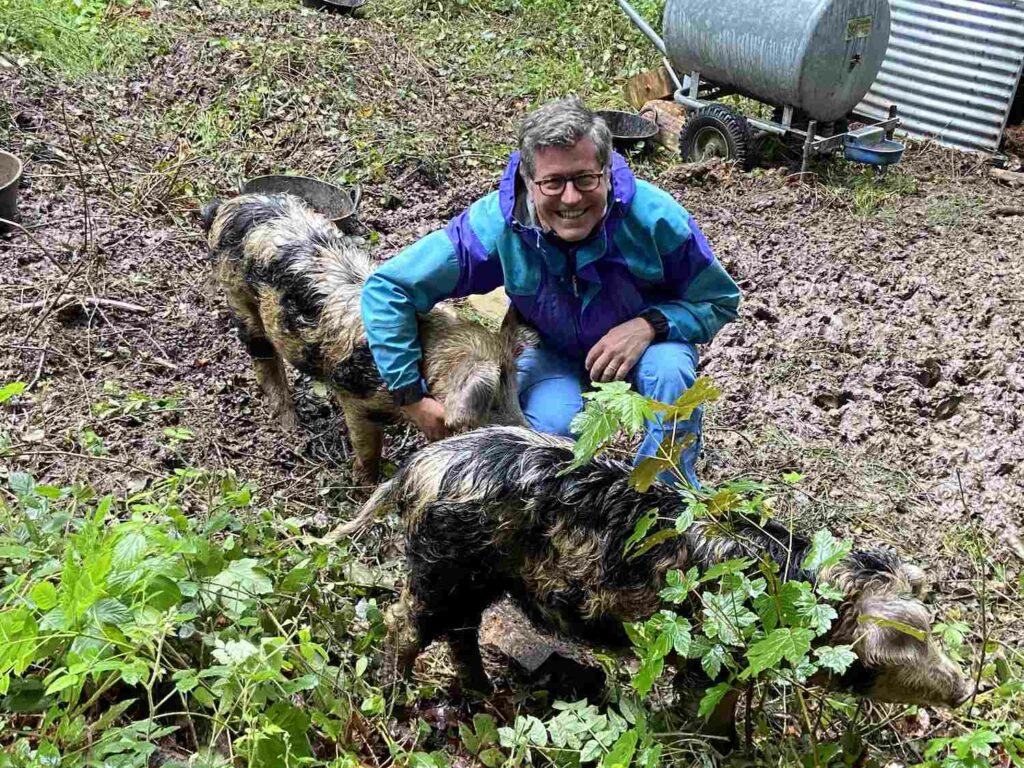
[7,447,163,477]
[8,295,152,316]
[0,217,68,274]
[27,348,46,389]
[60,100,92,249]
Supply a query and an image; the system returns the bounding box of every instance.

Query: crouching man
[361,97,740,486]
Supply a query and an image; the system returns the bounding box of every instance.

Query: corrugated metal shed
[856,0,1024,154]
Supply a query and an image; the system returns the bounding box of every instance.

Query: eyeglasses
[532,171,605,196]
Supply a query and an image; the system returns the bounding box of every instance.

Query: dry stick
[956,470,989,719]
[60,100,92,250]
[85,113,120,196]
[8,295,152,315]
[9,448,163,478]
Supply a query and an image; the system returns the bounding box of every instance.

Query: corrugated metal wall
[856,0,1024,154]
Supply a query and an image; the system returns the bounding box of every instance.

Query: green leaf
[959,729,999,757]
[581,738,603,763]
[478,748,505,768]
[623,509,658,555]
[781,472,805,484]
[674,505,695,533]
[630,439,683,492]
[697,682,733,720]
[45,673,80,696]
[583,381,654,434]
[145,575,182,611]
[743,627,815,678]
[88,598,133,627]
[800,530,852,573]
[700,643,729,679]
[702,591,757,645]
[563,406,620,473]
[112,531,147,569]
[9,472,33,497]
[524,720,548,749]
[206,558,272,616]
[659,567,699,603]
[0,382,27,404]
[699,558,753,583]
[602,730,638,768]
[30,582,58,611]
[813,645,857,675]
[856,614,927,642]
[649,377,720,423]
[459,725,480,755]
[473,713,499,747]
[633,654,664,697]
[626,528,678,561]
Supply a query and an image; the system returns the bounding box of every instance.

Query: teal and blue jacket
[361,151,741,401]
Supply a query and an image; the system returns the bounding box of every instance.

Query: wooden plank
[623,67,674,110]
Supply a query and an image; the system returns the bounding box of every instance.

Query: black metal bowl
[596,109,658,147]
[241,174,361,233]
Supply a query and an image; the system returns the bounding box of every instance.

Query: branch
[7,295,152,316]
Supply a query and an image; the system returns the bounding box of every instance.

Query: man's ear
[444,360,499,430]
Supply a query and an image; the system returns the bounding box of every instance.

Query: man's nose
[561,180,583,205]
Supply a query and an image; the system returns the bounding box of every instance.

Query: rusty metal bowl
[0,150,23,234]
[241,174,361,234]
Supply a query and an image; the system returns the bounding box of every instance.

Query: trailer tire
[679,104,753,168]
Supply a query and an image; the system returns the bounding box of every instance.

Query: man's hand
[586,317,655,383]
[401,397,450,441]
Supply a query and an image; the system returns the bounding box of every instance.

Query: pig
[201,193,534,482]
[353,426,972,740]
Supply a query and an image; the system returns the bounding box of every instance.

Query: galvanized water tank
[663,0,891,121]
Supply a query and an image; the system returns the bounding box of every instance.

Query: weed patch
[0,0,154,78]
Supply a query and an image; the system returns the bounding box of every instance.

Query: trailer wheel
[679,104,753,168]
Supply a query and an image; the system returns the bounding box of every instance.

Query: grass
[0,0,156,78]
[820,163,920,221]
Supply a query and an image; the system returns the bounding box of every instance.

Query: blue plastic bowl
[843,137,905,166]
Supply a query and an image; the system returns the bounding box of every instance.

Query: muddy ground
[2,0,1024,753]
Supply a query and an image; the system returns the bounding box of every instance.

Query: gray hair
[517,97,613,180]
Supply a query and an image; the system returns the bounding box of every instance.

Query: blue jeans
[517,342,702,488]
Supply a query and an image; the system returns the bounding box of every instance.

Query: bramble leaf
[801,530,851,573]
[814,645,857,675]
[743,628,815,678]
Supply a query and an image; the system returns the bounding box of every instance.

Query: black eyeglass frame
[531,170,607,197]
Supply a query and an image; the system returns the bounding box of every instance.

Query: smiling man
[361,98,740,486]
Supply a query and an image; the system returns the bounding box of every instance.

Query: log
[623,67,675,110]
[639,99,688,154]
[990,168,1024,188]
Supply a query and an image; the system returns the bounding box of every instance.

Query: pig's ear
[444,361,500,430]
[854,595,932,668]
[499,306,540,357]
[900,563,929,598]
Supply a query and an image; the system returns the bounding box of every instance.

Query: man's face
[528,138,608,242]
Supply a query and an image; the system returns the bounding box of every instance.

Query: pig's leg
[225,285,297,430]
[406,501,502,694]
[672,657,739,752]
[340,402,383,483]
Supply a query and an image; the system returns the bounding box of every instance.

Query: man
[361,98,740,487]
